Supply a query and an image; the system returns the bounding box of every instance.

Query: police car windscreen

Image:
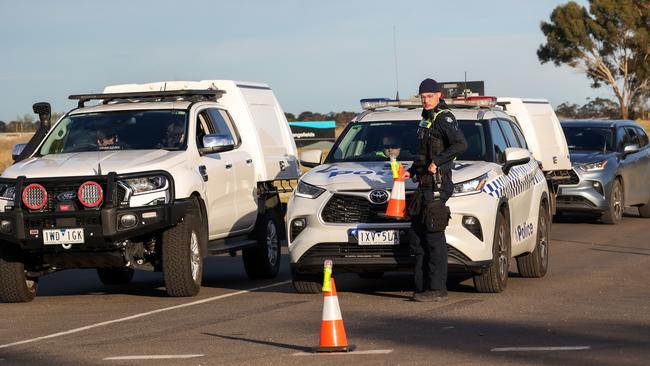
[562,127,614,152]
[38,110,189,155]
[327,120,487,162]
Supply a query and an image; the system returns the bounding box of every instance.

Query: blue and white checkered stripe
[482,161,544,199]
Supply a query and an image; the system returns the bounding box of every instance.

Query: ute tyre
[0,247,38,303]
[601,179,624,224]
[243,209,282,280]
[162,198,204,297]
[517,201,550,278]
[291,268,321,294]
[473,210,511,293]
[97,267,135,285]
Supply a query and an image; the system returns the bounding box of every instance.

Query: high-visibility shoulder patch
[419,120,432,128]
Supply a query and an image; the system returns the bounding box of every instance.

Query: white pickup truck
[0,80,299,302]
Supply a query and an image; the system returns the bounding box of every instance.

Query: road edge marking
[491,346,591,352]
[0,280,291,350]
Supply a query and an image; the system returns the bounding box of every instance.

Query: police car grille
[567,169,580,185]
[321,194,411,223]
[304,243,414,258]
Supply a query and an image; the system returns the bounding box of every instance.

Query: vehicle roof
[68,101,194,115]
[560,119,637,128]
[357,107,510,122]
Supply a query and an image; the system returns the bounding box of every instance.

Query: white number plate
[358,229,400,245]
[43,228,85,245]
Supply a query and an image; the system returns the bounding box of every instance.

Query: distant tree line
[555,97,649,120]
[0,112,64,133]
[285,111,357,130]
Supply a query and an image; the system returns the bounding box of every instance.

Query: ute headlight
[453,173,488,196]
[0,183,16,201]
[295,180,325,199]
[118,175,170,207]
[579,160,608,172]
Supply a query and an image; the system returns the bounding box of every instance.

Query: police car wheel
[601,179,623,224]
[97,267,135,285]
[291,268,321,294]
[162,197,204,297]
[243,209,282,279]
[516,201,550,278]
[473,210,511,293]
[0,247,38,303]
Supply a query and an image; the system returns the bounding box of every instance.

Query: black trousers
[410,219,447,292]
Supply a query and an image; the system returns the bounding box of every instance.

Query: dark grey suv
[557,120,650,224]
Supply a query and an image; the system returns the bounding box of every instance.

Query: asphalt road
[1,210,649,366]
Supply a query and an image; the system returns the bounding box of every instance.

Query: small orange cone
[313,277,356,353]
[385,165,406,218]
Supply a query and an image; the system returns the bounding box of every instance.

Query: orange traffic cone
[313,277,356,353]
[385,165,406,218]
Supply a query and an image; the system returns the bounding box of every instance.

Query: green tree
[284,112,296,122]
[538,0,650,119]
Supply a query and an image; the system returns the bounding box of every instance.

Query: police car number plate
[358,229,399,245]
[43,228,85,245]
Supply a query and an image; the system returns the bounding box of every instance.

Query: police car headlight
[118,175,170,207]
[579,160,608,172]
[453,173,488,196]
[295,180,325,199]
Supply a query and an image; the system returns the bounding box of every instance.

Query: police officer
[403,78,467,302]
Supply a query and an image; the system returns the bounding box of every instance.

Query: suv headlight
[295,180,325,199]
[117,175,170,207]
[453,173,488,196]
[579,160,608,172]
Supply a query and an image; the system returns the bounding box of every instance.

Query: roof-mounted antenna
[393,26,400,100]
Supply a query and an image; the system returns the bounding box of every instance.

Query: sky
[0,0,604,122]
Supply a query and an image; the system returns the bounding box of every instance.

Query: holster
[422,199,451,232]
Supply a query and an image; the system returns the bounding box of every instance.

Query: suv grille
[321,193,412,224]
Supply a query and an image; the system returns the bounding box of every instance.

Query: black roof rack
[69,89,225,108]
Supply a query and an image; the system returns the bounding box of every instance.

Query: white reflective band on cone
[322,297,343,321]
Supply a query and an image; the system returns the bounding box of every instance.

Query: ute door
[206,108,257,232]
[196,108,237,238]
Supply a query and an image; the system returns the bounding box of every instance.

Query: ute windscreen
[38,110,188,155]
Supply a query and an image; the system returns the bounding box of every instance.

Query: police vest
[413,109,451,174]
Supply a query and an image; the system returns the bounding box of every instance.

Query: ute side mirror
[199,134,235,155]
[502,147,531,175]
[299,149,322,168]
[32,102,52,129]
[12,143,27,162]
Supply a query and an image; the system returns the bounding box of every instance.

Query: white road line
[0,280,291,350]
[104,354,204,360]
[491,346,591,352]
[293,349,394,356]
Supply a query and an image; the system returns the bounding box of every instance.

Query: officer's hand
[428,162,438,174]
[402,171,410,179]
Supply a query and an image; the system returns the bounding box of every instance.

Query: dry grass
[0,133,33,173]
[637,119,650,133]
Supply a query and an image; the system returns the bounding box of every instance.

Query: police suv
[288,97,551,293]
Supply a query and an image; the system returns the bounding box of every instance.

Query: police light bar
[360,97,421,110]
[446,96,497,107]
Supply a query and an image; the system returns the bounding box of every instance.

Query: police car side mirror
[503,147,530,175]
[299,149,322,168]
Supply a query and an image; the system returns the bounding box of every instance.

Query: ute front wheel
[0,246,38,303]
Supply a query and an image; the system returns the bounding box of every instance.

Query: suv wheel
[291,268,321,294]
[162,197,204,297]
[0,247,38,303]
[97,267,135,285]
[474,210,511,293]
[601,179,624,224]
[516,201,550,278]
[243,209,282,279]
